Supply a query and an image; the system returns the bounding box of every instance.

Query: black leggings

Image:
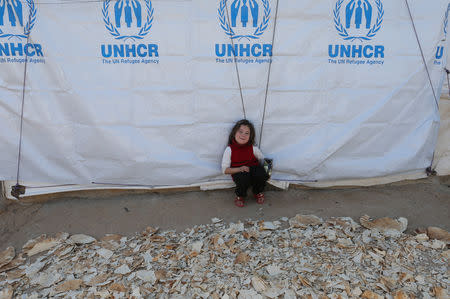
[232,165,269,197]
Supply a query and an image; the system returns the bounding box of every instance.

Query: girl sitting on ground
[221,119,269,207]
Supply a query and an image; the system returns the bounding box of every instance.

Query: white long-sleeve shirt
[221,146,264,174]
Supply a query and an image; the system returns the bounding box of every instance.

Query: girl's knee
[252,166,269,180]
[234,172,252,185]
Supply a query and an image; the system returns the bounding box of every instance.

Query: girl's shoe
[234,196,245,207]
[254,193,265,204]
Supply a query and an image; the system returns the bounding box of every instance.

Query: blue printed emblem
[435,4,450,62]
[0,0,36,39]
[102,0,154,41]
[218,0,271,40]
[444,3,449,37]
[333,0,384,41]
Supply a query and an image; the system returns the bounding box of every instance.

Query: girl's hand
[240,166,250,173]
[224,166,250,175]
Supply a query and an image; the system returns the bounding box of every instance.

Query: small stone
[261,221,277,230]
[360,215,407,232]
[31,272,62,288]
[362,230,372,243]
[191,241,203,253]
[266,264,282,276]
[289,215,323,227]
[235,252,250,264]
[352,287,363,297]
[427,227,450,243]
[22,235,47,252]
[6,268,25,280]
[55,279,83,293]
[415,233,429,241]
[0,254,25,273]
[434,286,448,299]
[95,290,111,298]
[100,234,123,243]
[0,286,13,299]
[109,283,127,293]
[380,276,395,291]
[284,289,296,299]
[114,264,131,275]
[69,234,96,245]
[369,251,383,263]
[155,269,167,281]
[430,240,446,249]
[55,232,69,241]
[264,287,283,298]
[324,229,336,241]
[211,218,222,223]
[26,238,61,256]
[238,289,262,299]
[383,229,402,238]
[393,290,411,299]
[251,276,268,293]
[337,238,353,246]
[87,274,109,286]
[136,270,156,283]
[130,286,142,298]
[97,248,113,259]
[361,290,383,299]
[229,222,245,232]
[142,227,158,236]
[415,275,425,284]
[442,250,450,259]
[0,247,15,268]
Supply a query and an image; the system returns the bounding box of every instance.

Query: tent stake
[11,184,26,200]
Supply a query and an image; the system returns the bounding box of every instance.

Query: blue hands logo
[435,4,450,61]
[0,0,36,39]
[334,0,383,41]
[345,0,372,30]
[218,0,270,40]
[102,0,153,41]
[114,0,142,28]
[230,0,258,28]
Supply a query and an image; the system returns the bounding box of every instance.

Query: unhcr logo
[328,0,385,66]
[215,0,273,64]
[100,0,159,65]
[0,0,44,64]
[434,4,449,65]
[218,0,270,40]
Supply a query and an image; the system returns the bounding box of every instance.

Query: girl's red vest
[230,141,259,168]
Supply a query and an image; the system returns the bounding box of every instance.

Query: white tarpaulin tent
[434,74,450,175]
[0,0,449,198]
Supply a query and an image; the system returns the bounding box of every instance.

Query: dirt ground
[0,175,449,252]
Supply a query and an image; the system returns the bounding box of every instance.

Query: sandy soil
[0,176,449,252]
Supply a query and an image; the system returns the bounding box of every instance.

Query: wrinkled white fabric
[0,0,448,186]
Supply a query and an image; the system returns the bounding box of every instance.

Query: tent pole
[404,0,439,110]
[404,0,441,175]
[259,0,280,148]
[13,11,34,200]
[224,2,246,119]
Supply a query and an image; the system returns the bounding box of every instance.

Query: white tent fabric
[433,66,450,176]
[0,0,449,192]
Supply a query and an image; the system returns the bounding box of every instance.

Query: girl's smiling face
[234,125,250,145]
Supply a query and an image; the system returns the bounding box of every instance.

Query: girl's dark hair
[228,119,256,146]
